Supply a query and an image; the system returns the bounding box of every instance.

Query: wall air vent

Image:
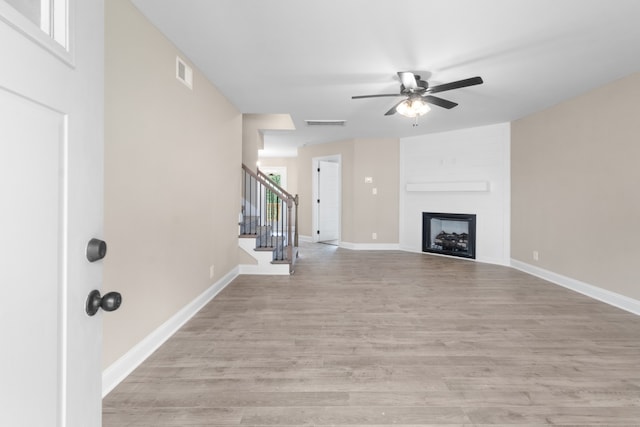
[305,120,346,127]
[176,56,193,89]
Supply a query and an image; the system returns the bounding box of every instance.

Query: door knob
[86,289,122,316]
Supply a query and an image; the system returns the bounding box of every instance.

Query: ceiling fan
[352,72,483,117]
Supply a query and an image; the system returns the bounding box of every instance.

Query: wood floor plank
[104,242,640,426]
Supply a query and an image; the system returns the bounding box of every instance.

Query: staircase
[239,164,299,274]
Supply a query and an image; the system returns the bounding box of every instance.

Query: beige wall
[242,114,295,169]
[512,72,640,300]
[296,138,399,244]
[104,0,242,368]
[351,138,400,244]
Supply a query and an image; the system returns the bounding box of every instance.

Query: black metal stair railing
[240,164,298,263]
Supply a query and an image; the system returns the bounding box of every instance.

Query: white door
[0,1,105,426]
[317,160,340,242]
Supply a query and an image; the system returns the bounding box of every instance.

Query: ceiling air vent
[176,56,193,89]
[305,120,346,127]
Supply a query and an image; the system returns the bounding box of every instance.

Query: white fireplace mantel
[406,181,489,192]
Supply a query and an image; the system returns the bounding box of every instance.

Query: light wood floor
[103,242,640,426]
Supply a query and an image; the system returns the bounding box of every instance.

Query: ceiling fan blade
[427,76,483,94]
[423,95,458,109]
[398,71,418,90]
[352,93,402,99]
[384,99,406,116]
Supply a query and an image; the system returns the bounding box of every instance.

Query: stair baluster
[239,164,299,272]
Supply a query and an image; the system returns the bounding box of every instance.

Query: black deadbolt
[86,238,107,262]
[86,290,122,316]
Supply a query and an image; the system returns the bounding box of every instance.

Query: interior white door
[0,1,105,426]
[317,160,340,242]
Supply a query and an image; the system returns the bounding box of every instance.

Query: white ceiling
[130,0,640,157]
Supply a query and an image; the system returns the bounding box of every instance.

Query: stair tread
[254,246,277,252]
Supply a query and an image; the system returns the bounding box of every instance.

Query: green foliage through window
[267,174,281,221]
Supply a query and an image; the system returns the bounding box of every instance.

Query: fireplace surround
[422,212,476,259]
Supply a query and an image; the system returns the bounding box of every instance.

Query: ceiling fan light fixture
[396,97,431,118]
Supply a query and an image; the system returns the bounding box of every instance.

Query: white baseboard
[476,256,510,267]
[238,263,290,275]
[399,245,509,266]
[511,259,640,316]
[102,266,239,397]
[298,236,400,251]
[340,242,401,250]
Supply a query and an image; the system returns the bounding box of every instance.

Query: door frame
[312,154,341,243]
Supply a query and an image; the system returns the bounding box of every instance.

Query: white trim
[478,256,510,267]
[101,266,239,397]
[400,246,508,266]
[298,235,313,243]
[340,242,401,251]
[0,0,73,65]
[511,259,640,316]
[238,263,290,275]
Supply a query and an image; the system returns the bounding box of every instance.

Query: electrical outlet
[372,232,377,240]
[532,251,539,261]
[372,187,377,195]
[209,265,215,279]
[364,176,373,183]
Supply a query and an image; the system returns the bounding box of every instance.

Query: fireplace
[422,212,476,259]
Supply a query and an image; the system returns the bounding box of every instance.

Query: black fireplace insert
[422,212,476,259]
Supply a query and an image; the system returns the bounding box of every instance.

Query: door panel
[318,161,340,242]
[0,88,66,426]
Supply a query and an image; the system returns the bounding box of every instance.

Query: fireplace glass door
[422,212,476,259]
